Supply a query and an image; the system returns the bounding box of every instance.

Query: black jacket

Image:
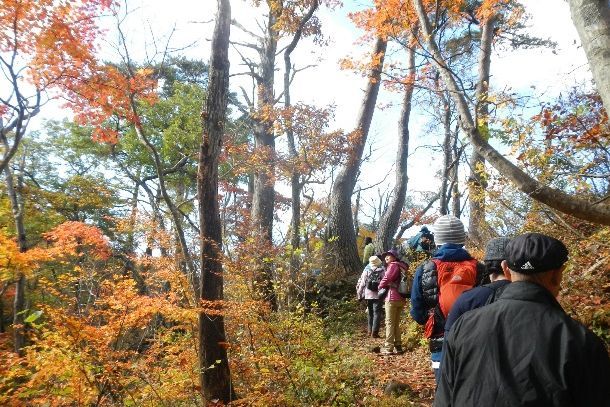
[435,281,610,407]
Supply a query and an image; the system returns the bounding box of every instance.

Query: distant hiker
[444,236,512,335]
[362,236,375,266]
[356,255,385,338]
[378,249,409,354]
[435,233,610,406]
[406,226,435,254]
[410,215,482,383]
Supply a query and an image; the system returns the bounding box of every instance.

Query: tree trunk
[568,0,610,111]
[119,177,149,295]
[375,43,415,252]
[326,37,387,274]
[468,13,495,247]
[174,177,187,273]
[284,0,318,251]
[125,168,141,254]
[197,0,235,402]
[451,129,462,217]
[4,165,27,355]
[131,120,199,295]
[0,90,39,174]
[250,6,279,310]
[439,89,452,216]
[284,0,319,307]
[146,186,169,256]
[353,189,361,239]
[108,156,169,256]
[12,273,25,355]
[412,0,610,226]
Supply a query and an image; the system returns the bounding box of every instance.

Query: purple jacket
[379,261,408,302]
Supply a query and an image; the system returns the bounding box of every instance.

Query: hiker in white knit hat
[356,255,385,337]
[409,215,484,384]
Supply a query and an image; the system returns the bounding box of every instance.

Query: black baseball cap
[505,233,568,274]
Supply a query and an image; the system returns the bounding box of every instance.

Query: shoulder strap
[420,260,439,309]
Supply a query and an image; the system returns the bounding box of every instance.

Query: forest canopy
[0,0,609,405]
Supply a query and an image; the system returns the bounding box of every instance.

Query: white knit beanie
[433,215,466,245]
[369,256,382,268]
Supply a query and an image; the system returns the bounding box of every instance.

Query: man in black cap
[435,233,610,407]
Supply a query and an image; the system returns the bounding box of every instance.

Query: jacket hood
[388,260,409,271]
[433,243,472,261]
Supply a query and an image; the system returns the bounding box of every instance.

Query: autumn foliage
[0,0,113,112]
[1,0,610,405]
[0,233,36,282]
[0,221,375,405]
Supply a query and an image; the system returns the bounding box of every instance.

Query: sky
[122,0,590,122]
[31,0,594,239]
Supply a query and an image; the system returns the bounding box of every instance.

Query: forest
[1,0,609,405]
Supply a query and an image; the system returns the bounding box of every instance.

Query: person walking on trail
[410,215,482,383]
[356,255,385,338]
[362,237,375,267]
[378,249,409,354]
[435,233,610,407]
[444,236,512,335]
[407,226,435,254]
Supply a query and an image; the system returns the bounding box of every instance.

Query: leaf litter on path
[351,328,436,406]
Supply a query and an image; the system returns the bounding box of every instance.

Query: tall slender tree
[0,0,111,355]
[4,161,26,354]
[284,0,319,274]
[233,0,323,309]
[326,37,387,274]
[411,0,610,225]
[451,125,463,218]
[375,40,416,252]
[568,0,610,111]
[249,2,279,309]
[468,10,496,247]
[438,87,454,216]
[197,0,235,402]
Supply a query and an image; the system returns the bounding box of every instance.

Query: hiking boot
[395,346,404,354]
[372,332,380,338]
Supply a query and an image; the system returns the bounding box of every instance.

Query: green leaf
[24,310,43,323]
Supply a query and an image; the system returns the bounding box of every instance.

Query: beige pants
[384,300,405,351]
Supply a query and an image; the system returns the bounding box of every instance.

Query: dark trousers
[366,299,383,334]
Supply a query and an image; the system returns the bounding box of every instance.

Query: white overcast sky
[41,0,592,236]
[120,0,590,120]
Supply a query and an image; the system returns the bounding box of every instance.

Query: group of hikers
[356,214,610,406]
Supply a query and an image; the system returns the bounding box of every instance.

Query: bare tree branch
[231,18,263,41]
[395,192,441,240]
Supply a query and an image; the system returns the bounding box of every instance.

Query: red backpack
[424,258,479,338]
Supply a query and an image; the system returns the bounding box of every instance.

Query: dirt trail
[351,326,436,406]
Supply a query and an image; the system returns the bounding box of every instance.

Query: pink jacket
[378,261,408,302]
